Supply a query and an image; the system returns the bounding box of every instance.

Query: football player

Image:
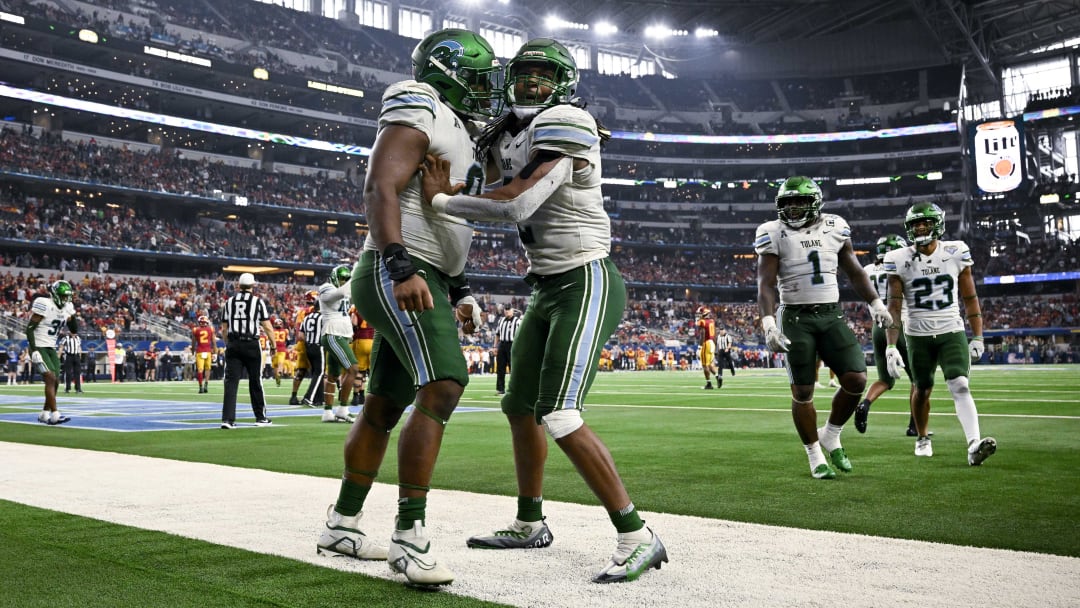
[418,37,667,583]
[317,28,499,589]
[853,234,918,434]
[696,306,720,389]
[883,202,996,465]
[26,280,77,425]
[317,264,359,424]
[192,314,216,394]
[348,305,374,406]
[755,176,893,479]
[271,318,289,387]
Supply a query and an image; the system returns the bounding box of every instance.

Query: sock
[516,496,543,522]
[819,422,843,452]
[397,497,427,530]
[609,502,644,534]
[334,478,372,516]
[805,441,827,469]
[953,392,981,446]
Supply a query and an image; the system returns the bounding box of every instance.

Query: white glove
[869,298,893,328]
[455,295,483,334]
[885,345,905,378]
[761,315,790,353]
[30,350,43,365]
[969,337,985,362]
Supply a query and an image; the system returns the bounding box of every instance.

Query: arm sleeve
[433,157,572,223]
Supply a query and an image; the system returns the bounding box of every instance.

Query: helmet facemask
[904,203,945,246]
[777,195,822,229]
[505,39,578,118]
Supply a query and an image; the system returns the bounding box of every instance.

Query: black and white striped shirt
[301,310,323,346]
[221,291,270,339]
[495,315,520,343]
[716,333,733,352]
[60,334,82,356]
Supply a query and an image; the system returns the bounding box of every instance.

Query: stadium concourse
[3,441,1079,608]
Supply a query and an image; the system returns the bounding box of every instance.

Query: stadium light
[595,21,618,35]
[546,15,589,31]
[694,28,719,38]
[645,25,688,39]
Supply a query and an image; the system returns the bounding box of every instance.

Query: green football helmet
[775,176,824,229]
[904,202,945,245]
[875,234,909,263]
[50,280,73,308]
[505,38,578,110]
[330,264,351,288]
[411,28,503,119]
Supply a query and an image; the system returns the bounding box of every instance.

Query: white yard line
[2,441,1077,608]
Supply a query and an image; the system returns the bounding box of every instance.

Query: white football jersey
[754,214,851,305]
[492,104,609,275]
[317,282,352,337]
[30,297,75,348]
[361,80,485,277]
[883,240,973,336]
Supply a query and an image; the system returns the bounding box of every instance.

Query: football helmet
[197,315,210,325]
[904,202,945,245]
[875,234,909,263]
[505,38,578,111]
[775,176,824,229]
[411,28,503,119]
[273,318,284,328]
[305,290,318,305]
[330,264,351,288]
[696,305,712,319]
[49,280,73,308]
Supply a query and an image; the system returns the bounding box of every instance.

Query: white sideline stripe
[2,442,1078,608]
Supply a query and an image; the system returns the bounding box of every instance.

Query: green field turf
[3,366,1078,606]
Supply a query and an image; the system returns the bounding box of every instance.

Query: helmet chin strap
[512,105,544,119]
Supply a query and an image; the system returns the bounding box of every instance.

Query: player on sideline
[697,306,721,389]
[420,37,667,583]
[192,315,216,394]
[755,176,893,479]
[854,234,915,434]
[318,265,359,424]
[26,280,77,425]
[315,28,497,588]
[883,202,996,464]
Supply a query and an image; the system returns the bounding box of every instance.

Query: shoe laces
[612,529,652,563]
[495,520,537,538]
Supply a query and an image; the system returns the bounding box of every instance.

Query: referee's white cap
[238,272,256,287]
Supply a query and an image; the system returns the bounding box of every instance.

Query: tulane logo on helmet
[50,280,73,308]
[411,28,503,119]
[330,264,351,288]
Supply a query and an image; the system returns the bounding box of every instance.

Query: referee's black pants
[720,351,736,376]
[302,346,324,404]
[63,356,82,392]
[495,341,512,393]
[222,339,268,423]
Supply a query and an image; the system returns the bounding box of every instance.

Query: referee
[60,332,83,393]
[219,273,276,429]
[299,306,324,406]
[494,307,520,395]
[716,327,736,379]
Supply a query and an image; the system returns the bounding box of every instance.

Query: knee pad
[541,408,584,440]
[946,376,970,397]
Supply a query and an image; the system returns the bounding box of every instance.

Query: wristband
[449,283,472,304]
[431,192,451,214]
[382,243,418,282]
[970,336,983,341]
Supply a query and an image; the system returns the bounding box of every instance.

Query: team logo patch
[825,218,836,227]
[945,245,958,254]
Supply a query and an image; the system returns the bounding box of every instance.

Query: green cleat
[811,463,836,479]
[829,447,852,472]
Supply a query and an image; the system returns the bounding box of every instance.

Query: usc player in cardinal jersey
[192,315,216,393]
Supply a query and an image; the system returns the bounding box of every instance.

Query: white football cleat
[593,527,668,583]
[316,505,387,560]
[968,437,997,466]
[388,520,454,587]
[914,436,933,457]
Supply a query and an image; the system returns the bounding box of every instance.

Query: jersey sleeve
[957,241,974,268]
[31,297,50,317]
[378,81,438,139]
[883,249,902,275]
[531,105,599,159]
[753,223,778,256]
